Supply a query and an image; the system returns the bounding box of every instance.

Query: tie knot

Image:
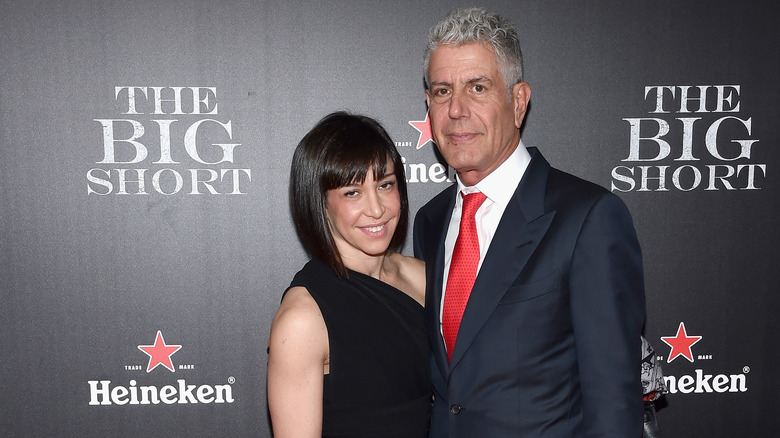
[461,192,487,217]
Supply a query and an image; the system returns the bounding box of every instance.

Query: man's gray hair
[424,7,523,96]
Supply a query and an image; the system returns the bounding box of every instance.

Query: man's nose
[448,91,469,119]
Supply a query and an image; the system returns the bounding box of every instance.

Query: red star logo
[138,330,182,372]
[409,111,435,149]
[660,322,702,363]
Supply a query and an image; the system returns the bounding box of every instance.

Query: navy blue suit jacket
[413,148,645,437]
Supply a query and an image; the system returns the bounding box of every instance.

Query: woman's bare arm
[267,286,329,438]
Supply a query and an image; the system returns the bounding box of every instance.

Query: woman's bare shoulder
[385,253,426,306]
[394,253,424,277]
[269,287,327,349]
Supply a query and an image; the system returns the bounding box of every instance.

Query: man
[413,8,646,437]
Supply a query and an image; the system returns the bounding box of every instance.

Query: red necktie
[442,191,487,361]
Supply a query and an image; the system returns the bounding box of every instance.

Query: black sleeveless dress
[288,258,431,438]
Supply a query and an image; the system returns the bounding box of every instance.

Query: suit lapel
[421,185,457,376]
[448,148,555,371]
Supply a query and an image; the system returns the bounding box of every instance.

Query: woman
[267,112,431,437]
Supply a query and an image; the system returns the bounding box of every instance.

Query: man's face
[426,42,530,186]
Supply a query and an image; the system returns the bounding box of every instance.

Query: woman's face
[325,160,400,265]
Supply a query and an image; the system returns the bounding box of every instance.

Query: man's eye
[434,88,450,96]
[473,84,486,92]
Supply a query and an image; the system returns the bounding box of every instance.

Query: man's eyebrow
[429,77,493,88]
[466,76,492,85]
[428,80,452,88]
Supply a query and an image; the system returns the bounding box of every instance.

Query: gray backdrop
[2,0,778,436]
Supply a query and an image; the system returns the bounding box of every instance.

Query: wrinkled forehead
[428,42,502,83]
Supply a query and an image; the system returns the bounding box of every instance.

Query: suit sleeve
[569,193,645,437]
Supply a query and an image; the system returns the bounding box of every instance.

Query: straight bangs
[319,121,394,192]
[321,150,391,192]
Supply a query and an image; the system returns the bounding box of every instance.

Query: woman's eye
[380,180,395,190]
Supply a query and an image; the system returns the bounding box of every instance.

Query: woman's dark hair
[289,111,409,277]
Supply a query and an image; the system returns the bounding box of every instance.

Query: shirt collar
[456,139,531,207]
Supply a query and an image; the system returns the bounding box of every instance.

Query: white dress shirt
[440,141,532,330]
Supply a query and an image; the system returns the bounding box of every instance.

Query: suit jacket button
[449,404,463,415]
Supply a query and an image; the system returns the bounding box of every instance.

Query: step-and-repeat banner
[2,1,777,436]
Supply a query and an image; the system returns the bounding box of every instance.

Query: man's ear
[512,82,531,128]
[425,88,431,108]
